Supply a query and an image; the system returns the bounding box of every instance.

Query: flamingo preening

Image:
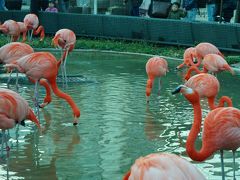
[172,85,240,180]
[52,28,76,83]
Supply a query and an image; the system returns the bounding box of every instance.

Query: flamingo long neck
[33,25,45,41]
[27,108,41,129]
[48,78,80,118]
[146,78,154,97]
[208,96,233,110]
[184,66,203,80]
[39,79,52,108]
[186,97,214,161]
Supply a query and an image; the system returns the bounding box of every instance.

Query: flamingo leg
[220,150,225,180]
[63,48,69,86]
[7,70,13,89]
[1,130,4,157]
[233,150,236,180]
[158,78,162,95]
[34,80,40,121]
[15,71,19,91]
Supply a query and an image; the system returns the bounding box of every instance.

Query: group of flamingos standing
[0,13,239,180]
[125,43,239,180]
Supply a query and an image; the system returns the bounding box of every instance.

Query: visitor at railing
[124,0,141,16]
[182,0,198,21]
[167,2,186,20]
[139,0,151,17]
[45,0,58,13]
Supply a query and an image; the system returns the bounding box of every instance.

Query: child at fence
[167,2,186,20]
[45,0,58,13]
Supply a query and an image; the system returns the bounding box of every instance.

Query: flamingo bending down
[176,47,196,69]
[185,73,232,110]
[23,13,45,41]
[184,54,234,80]
[0,88,40,155]
[0,42,34,88]
[52,29,76,83]
[4,52,80,125]
[123,153,206,180]
[145,57,168,103]
[172,85,240,180]
[0,20,20,42]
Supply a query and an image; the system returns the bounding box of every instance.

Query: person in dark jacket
[182,0,198,21]
[167,2,186,20]
[124,0,141,16]
[222,0,237,22]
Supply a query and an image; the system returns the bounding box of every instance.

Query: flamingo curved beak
[73,116,78,126]
[52,34,61,47]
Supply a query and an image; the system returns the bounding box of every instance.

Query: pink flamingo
[123,153,206,180]
[176,47,196,69]
[145,56,168,103]
[0,88,40,155]
[23,13,45,41]
[52,29,76,82]
[184,54,234,80]
[172,85,240,180]
[0,20,20,42]
[4,52,80,125]
[185,73,232,110]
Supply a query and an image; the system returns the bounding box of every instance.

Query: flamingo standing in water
[145,57,168,103]
[52,29,76,83]
[23,13,45,41]
[4,52,80,125]
[0,20,20,42]
[123,153,206,180]
[184,54,234,80]
[185,73,232,110]
[0,88,40,155]
[172,85,240,180]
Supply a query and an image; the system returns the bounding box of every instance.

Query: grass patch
[1,34,240,64]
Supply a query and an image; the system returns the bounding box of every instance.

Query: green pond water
[0,51,239,180]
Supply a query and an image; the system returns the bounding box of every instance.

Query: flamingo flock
[0,13,239,180]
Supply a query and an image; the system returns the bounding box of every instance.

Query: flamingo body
[0,42,34,64]
[195,42,224,60]
[123,153,206,180]
[0,20,20,41]
[0,88,40,129]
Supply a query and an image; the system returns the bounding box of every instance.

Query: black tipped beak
[20,120,26,127]
[73,122,78,126]
[172,86,182,94]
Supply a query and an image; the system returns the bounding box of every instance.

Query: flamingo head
[52,34,63,48]
[0,24,9,33]
[172,85,199,104]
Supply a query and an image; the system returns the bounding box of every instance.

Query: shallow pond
[0,51,239,180]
